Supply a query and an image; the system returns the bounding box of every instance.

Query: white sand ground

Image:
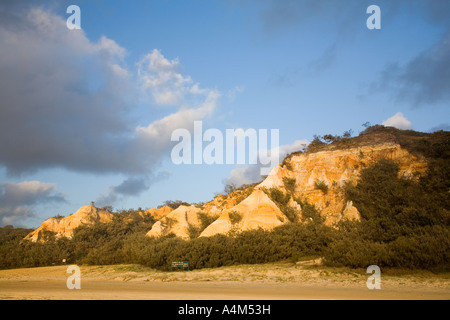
[0,261,448,300]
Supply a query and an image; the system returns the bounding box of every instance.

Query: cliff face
[145,142,427,239]
[142,206,173,220]
[25,136,429,242]
[256,142,427,225]
[145,205,219,240]
[24,205,113,242]
[199,189,287,237]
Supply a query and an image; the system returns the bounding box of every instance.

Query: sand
[0,261,449,300]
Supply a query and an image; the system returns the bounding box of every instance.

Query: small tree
[224,183,237,195]
[343,129,353,138]
[362,121,371,129]
[101,205,113,213]
[323,134,336,144]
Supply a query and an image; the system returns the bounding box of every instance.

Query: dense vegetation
[1,127,448,272]
[326,157,450,270]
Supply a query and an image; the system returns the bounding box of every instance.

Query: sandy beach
[0,261,448,300]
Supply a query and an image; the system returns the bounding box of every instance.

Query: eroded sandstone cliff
[24,130,429,242]
[24,205,113,242]
[256,142,427,226]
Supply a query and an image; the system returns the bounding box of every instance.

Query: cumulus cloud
[0,181,66,226]
[225,139,309,187]
[137,49,220,110]
[0,4,221,179]
[135,50,221,159]
[0,6,138,175]
[382,112,412,130]
[0,3,225,221]
[138,49,190,106]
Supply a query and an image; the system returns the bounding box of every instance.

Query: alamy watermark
[367,5,381,30]
[65,4,380,32]
[366,265,381,290]
[66,265,81,290]
[66,5,81,30]
[171,121,280,175]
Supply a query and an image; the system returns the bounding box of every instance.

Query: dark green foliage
[266,188,300,223]
[0,209,156,269]
[0,227,76,269]
[0,217,336,271]
[325,157,450,271]
[228,211,242,225]
[197,212,217,231]
[314,179,329,194]
[307,135,326,152]
[281,206,298,223]
[283,161,293,171]
[267,188,290,206]
[123,222,336,270]
[297,199,324,224]
[1,127,448,271]
[282,177,296,194]
[187,224,201,239]
[0,227,31,245]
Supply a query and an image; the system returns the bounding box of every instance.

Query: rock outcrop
[199,189,287,237]
[256,142,427,225]
[25,128,431,242]
[145,205,219,240]
[144,141,427,238]
[24,205,114,242]
[142,206,173,220]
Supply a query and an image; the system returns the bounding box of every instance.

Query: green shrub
[323,157,450,270]
[299,199,324,224]
[283,177,296,194]
[266,188,301,223]
[2,132,448,272]
[228,211,242,225]
[197,212,217,231]
[314,179,329,194]
[187,224,201,239]
[267,188,290,205]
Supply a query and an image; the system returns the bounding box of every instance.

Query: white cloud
[135,49,222,157]
[0,6,222,178]
[0,4,224,223]
[382,112,412,130]
[138,49,196,106]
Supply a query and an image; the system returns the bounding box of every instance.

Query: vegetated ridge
[1,125,448,271]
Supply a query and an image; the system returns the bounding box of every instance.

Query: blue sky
[0,0,449,228]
